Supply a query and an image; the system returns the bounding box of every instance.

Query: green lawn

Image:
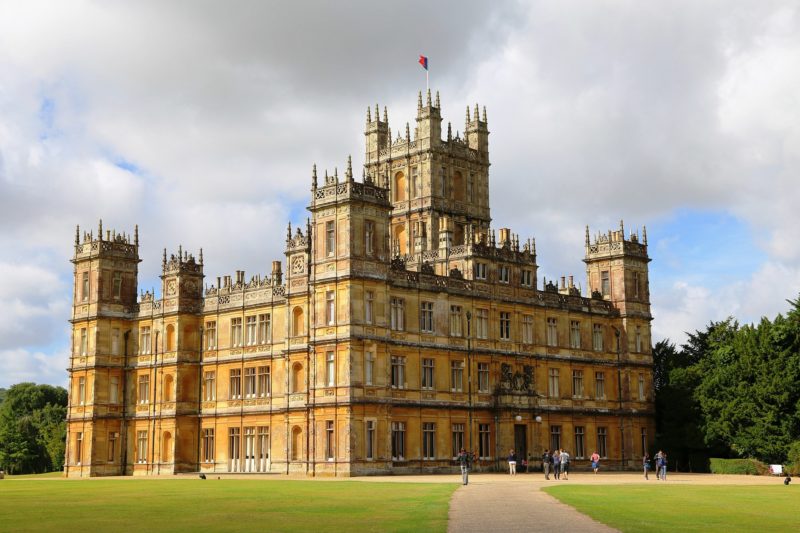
[0,479,456,532]
[544,484,797,533]
[6,471,63,479]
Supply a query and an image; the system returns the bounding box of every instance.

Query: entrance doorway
[514,424,527,468]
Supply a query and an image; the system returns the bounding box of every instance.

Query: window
[228,428,241,472]
[475,309,489,339]
[499,311,511,340]
[474,262,487,280]
[326,291,335,326]
[595,372,606,399]
[258,426,269,471]
[78,376,86,405]
[633,271,641,299]
[550,425,561,451]
[244,367,256,398]
[449,305,462,336]
[548,368,559,397]
[522,315,533,344]
[203,428,215,462]
[206,321,217,350]
[258,314,271,344]
[246,316,257,346]
[593,324,604,351]
[391,421,406,460]
[479,423,491,459]
[451,360,464,392]
[139,326,150,355]
[478,362,490,393]
[574,426,585,458]
[421,358,434,390]
[422,422,435,460]
[521,269,533,287]
[635,326,642,352]
[107,431,117,462]
[326,220,335,257]
[326,351,335,387]
[138,374,149,404]
[601,271,610,296]
[79,327,88,356]
[136,430,147,463]
[466,173,473,202]
[111,328,120,355]
[572,370,584,398]
[390,298,405,331]
[641,428,648,456]
[365,220,375,255]
[203,371,216,401]
[258,366,270,397]
[365,291,374,324]
[81,272,89,301]
[597,427,608,458]
[439,166,446,197]
[109,376,119,404]
[231,318,242,347]
[570,321,581,349]
[391,356,406,389]
[365,420,376,460]
[411,166,420,198]
[546,318,558,347]
[365,352,374,386]
[638,373,646,400]
[112,272,122,299]
[498,265,510,284]
[452,423,465,458]
[326,421,335,460]
[420,301,434,333]
[229,369,242,399]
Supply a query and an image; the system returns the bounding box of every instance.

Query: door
[514,424,527,468]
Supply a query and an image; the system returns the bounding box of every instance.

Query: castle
[66,90,654,477]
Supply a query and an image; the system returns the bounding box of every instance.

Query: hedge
[709,458,769,475]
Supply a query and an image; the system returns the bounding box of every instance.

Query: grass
[0,478,456,532]
[6,471,63,479]
[544,484,798,533]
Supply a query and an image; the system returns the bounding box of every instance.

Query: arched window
[394,172,406,202]
[292,307,304,336]
[162,431,172,462]
[291,426,303,461]
[165,324,176,352]
[292,362,304,393]
[163,374,174,402]
[393,224,407,255]
[453,171,464,202]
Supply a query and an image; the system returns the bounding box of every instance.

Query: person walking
[552,449,561,480]
[560,449,570,480]
[654,450,663,480]
[507,449,517,476]
[643,452,650,480]
[660,451,668,481]
[458,448,471,485]
[542,449,551,480]
[590,451,600,474]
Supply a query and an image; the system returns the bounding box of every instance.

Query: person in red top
[590,451,600,474]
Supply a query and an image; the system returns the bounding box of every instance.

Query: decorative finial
[178,244,183,264]
[98,219,103,241]
[417,91,423,110]
[643,225,648,245]
[620,219,624,235]
[366,106,371,124]
[346,155,353,181]
[447,122,452,141]
[405,122,410,140]
[383,106,387,122]
[426,88,432,107]
[466,105,470,125]
[287,222,292,241]
[474,103,479,121]
[362,167,366,181]
[532,237,536,255]
[334,167,338,183]
[435,90,440,108]
[585,225,590,246]
[162,248,167,268]
[199,248,203,265]
[312,163,318,189]
[75,225,80,246]
[134,224,139,246]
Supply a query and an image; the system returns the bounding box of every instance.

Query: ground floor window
[326,421,335,461]
[365,420,375,460]
[550,425,561,451]
[422,423,435,460]
[452,423,465,458]
[136,430,147,464]
[258,426,269,471]
[640,427,647,456]
[478,423,491,459]
[574,426,585,458]
[597,427,608,458]
[391,422,405,461]
[203,429,214,463]
[229,428,241,472]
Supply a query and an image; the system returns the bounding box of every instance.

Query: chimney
[272,260,283,285]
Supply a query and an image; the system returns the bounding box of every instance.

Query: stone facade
[65,91,655,477]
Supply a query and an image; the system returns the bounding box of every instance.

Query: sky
[1,0,800,388]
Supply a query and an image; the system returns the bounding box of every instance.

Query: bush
[709,458,769,475]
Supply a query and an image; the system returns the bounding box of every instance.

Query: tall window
[635,326,642,352]
[365,220,375,255]
[638,373,646,400]
[258,314,271,344]
[75,432,84,464]
[138,374,149,404]
[479,424,491,459]
[466,172,473,202]
[548,368,559,397]
[365,291,374,324]
[244,367,256,398]
[203,428,215,462]
[365,420,375,460]
[326,220,335,257]
[570,320,581,349]
[420,301,434,333]
[391,421,405,460]
[473,262,487,280]
[228,428,241,472]
[139,326,150,355]
[136,430,147,463]
[229,369,242,399]
[81,272,89,301]
[641,428,648,456]
[206,321,217,349]
[109,376,119,404]
[574,426,585,458]
[572,370,584,398]
[452,423,465,458]
[450,305,462,336]
[498,265,510,283]
[499,311,511,340]
[422,423,435,460]
[365,352,374,386]
[326,291,335,326]
[391,356,406,389]
[546,318,558,347]
[478,362,490,393]
[597,427,608,458]
[601,271,610,296]
[107,431,117,462]
[633,271,641,299]
[78,376,86,405]
[451,360,464,392]
[592,324,604,351]
[439,166,446,197]
[595,372,606,399]
[111,328,120,355]
[421,358,434,390]
[258,366,270,397]
[522,315,533,344]
[203,371,216,401]
[390,298,405,331]
[326,421,335,460]
[326,352,335,387]
[246,316,257,346]
[521,270,533,287]
[112,272,122,299]
[231,318,242,348]
[476,309,489,339]
[258,426,269,471]
[550,425,561,451]
[411,166,420,198]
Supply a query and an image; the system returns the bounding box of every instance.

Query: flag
[419,55,428,70]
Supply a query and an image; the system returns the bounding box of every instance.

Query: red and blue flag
[419,55,428,70]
